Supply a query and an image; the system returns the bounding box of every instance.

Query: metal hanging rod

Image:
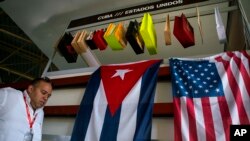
[154,5,238,24]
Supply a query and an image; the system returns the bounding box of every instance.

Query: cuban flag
[70,59,162,141]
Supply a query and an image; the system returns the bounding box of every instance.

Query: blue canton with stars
[169,58,224,98]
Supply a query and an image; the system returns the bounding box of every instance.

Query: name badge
[23,132,33,141]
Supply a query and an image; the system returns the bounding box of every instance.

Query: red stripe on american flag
[174,98,182,141]
[215,56,250,124]
[218,96,231,141]
[201,97,216,141]
[227,52,250,97]
[242,50,250,70]
[186,98,198,141]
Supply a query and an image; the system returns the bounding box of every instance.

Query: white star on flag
[111,69,133,80]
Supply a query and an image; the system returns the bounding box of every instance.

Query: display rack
[66,0,232,33]
[42,0,236,79]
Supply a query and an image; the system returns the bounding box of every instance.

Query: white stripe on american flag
[174,98,182,141]
[220,52,230,60]
[193,98,206,141]
[232,53,250,87]
[209,97,226,141]
[220,52,250,124]
[234,52,250,95]
[85,81,107,141]
[180,97,189,141]
[215,59,240,124]
[229,54,250,119]
[235,51,250,75]
[117,77,141,141]
[200,97,214,141]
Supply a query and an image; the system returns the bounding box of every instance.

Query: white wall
[43,81,174,141]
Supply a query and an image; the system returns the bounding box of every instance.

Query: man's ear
[27,85,33,94]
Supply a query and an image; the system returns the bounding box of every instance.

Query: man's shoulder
[0,87,22,94]
[0,87,23,106]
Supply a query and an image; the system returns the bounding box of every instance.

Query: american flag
[169,51,250,141]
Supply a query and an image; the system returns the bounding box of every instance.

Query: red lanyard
[23,95,37,130]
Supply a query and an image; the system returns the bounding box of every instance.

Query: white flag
[215,7,227,44]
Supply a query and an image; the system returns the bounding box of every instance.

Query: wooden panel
[44,103,173,117]
[44,105,79,116]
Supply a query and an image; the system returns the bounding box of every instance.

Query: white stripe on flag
[235,51,250,75]
[85,81,107,141]
[193,98,206,141]
[215,61,240,124]
[210,97,225,141]
[221,53,230,60]
[230,56,250,119]
[180,97,189,141]
[117,77,142,141]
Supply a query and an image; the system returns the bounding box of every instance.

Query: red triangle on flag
[101,60,161,116]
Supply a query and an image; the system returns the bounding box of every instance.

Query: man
[0,77,53,141]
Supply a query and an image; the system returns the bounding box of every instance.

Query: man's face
[28,81,52,109]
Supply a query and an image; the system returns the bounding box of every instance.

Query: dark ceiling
[0,8,57,84]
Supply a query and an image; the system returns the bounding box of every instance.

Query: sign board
[67,0,208,29]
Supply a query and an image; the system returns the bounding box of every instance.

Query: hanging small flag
[140,13,157,55]
[173,13,195,48]
[104,23,127,51]
[57,33,78,63]
[197,7,204,44]
[214,7,227,44]
[93,29,107,51]
[85,31,98,50]
[71,31,82,54]
[76,30,88,53]
[125,20,145,54]
[164,14,171,45]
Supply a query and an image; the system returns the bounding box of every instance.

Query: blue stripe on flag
[70,69,101,141]
[133,61,161,141]
[100,106,121,141]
